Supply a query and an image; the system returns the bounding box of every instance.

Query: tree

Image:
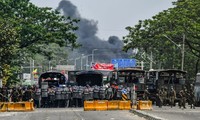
[123,0,200,79]
[0,0,80,86]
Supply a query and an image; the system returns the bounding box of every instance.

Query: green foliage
[0,0,80,86]
[123,0,200,78]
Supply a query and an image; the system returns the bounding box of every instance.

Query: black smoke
[57,0,130,63]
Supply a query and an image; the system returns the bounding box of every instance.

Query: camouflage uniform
[179,88,187,109]
[157,88,163,108]
[169,87,176,108]
[188,84,195,109]
[162,87,168,106]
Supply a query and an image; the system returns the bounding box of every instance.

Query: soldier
[83,85,90,101]
[55,87,62,108]
[18,86,23,102]
[188,84,195,109]
[23,86,33,102]
[169,86,176,108]
[77,86,84,107]
[48,86,55,108]
[99,86,106,100]
[72,85,79,107]
[157,87,163,108]
[111,81,118,100]
[179,88,187,109]
[143,86,150,100]
[88,85,94,101]
[106,85,113,100]
[33,85,41,108]
[93,85,100,100]
[0,86,9,102]
[116,85,123,100]
[67,85,73,107]
[10,87,20,102]
[162,87,168,106]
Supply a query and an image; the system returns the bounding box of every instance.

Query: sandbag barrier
[0,102,34,112]
[84,100,131,111]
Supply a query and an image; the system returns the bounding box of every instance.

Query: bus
[146,69,187,102]
[107,68,146,99]
[38,71,67,88]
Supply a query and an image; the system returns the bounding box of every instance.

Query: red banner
[92,63,114,70]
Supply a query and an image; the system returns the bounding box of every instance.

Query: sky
[30,0,175,40]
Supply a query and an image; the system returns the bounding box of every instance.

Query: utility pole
[182,34,185,71]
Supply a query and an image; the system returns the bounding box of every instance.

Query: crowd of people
[0,82,132,108]
[0,82,196,109]
[143,84,196,109]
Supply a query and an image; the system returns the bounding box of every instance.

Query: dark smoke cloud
[57,0,130,63]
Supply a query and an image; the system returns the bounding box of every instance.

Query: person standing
[143,86,150,100]
[179,87,187,109]
[169,86,176,108]
[157,87,163,108]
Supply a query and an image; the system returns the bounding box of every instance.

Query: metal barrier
[0,102,34,112]
[137,100,152,110]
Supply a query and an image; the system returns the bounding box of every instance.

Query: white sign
[56,65,75,71]
[23,73,31,80]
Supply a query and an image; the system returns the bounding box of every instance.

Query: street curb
[130,109,164,120]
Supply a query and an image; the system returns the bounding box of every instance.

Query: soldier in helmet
[169,86,176,108]
[1,86,9,102]
[179,87,187,109]
[188,84,195,109]
[111,81,118,100]
[157,87,163,108]
[10,87,19,102]
[83,84,90,101]
[23,86,33,102]
[33,85,41,108]
[143,86,150,100]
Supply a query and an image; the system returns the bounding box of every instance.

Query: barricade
[137,100,152,110]
[95,100,108,111]
[119,100,131,110]
[84,100,132,111]
[107,100,119,110]
[84,101,95,111]
[0,102,34,112]
[0,102,7,112]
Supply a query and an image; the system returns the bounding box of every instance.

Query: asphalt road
[0,108,146,120]
[132,105,200,120]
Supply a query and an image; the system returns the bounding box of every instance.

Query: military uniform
[34,87,41,108]
[169,87,176,108]
[188,84,195,109]
[106,86,113,100]
[11,87,19,102]
[162,87,168,106]
[179,89,186,109]
[143,87,150,100]
[157,88,163,108]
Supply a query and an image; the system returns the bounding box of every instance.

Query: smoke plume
[57,0,130,64]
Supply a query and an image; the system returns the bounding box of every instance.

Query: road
[132,105,200,120]
[0,108,146,120]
